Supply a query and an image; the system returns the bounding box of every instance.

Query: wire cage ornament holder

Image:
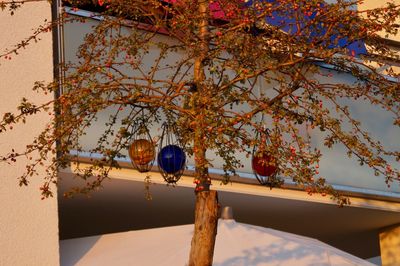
[128,122,156,173]
[157,122,186,184]
[251,128,282,188]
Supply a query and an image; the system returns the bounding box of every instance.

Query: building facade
[0,2,59,266]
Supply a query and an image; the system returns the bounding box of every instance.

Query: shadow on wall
[60,235,101,266]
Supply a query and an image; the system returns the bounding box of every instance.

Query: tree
[1,0,400,265]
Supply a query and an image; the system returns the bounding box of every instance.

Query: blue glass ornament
[157,144,186,174]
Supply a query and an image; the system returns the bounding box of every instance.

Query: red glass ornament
[252,152,277,177]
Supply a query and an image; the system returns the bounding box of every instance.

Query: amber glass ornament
[129,139,155,172]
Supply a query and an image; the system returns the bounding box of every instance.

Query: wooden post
[380,224,400,266]
[189,190,219,266]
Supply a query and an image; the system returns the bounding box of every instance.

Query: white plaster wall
[359,0,400,42]
[0,2,59,266]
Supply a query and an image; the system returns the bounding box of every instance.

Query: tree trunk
[189,190,219,266]
[189,1,217,265]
